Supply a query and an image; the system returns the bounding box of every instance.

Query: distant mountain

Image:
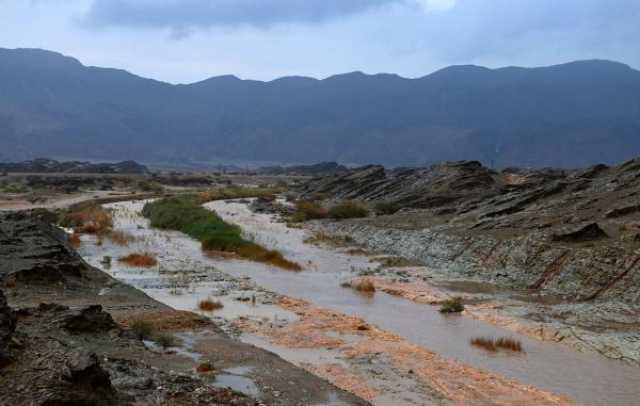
[1,48,639,168]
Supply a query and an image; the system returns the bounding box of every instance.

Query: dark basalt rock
[0,290,16,367]
[57,305,118,334]
[552,223,609,242]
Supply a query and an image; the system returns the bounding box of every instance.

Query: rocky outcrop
[0,290,16,367]
[552,223,608,242]
[0,212,86,284]
[305,157,640,305]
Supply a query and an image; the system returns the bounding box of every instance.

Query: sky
[1,0,639,84]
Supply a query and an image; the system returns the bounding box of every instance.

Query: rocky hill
[2,48,640,167]
[301,157,640,306]
[0,158,148,174]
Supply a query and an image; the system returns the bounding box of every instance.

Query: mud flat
[77,199,640,405]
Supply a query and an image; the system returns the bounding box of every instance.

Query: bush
[137,180,163,193]
[351,278,376,293]
[374,201,402,216]
[439,297,465,313]
[130,320,154,340]
[105,230,136,246]
[292,200,328,222]
[197,360,215,374]
[470,337,523,352]
[328,201,369,220]
[198,298,224,312]
[68,233,81,248]
[118,253,158,267]
[60,205,113,234]
[154,333,177,348]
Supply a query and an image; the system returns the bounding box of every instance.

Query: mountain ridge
[1,47,639,168]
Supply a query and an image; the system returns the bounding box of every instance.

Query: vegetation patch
[154,332,178,349]
[291,200,329,222]
[374,256,419,268]
[60,204,113,234]
[373,201,402,216]
[130,320,154,340]
[118,253,158,267]
[68,233,81,248]
[304,231,355,247]
[142,194,301,271]
[105,230,136,246]
[352,278,376,293]
[439,297,465,313]
[196,360,215,374]
[470,337,523,352]
[328,201,369,220]
[198,298,224,312]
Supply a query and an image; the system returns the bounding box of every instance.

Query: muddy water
[83,200,640,406]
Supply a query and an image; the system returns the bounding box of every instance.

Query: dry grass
[470,337,523,352]
[345,248,369,256]
[198,298,224,312]
[235,244,303,271]
[118,253,158,267]
[68,233,81,248]
[196,360,215,374]
[105,230,136,246]
[304,231,355,247]
[352,278,376,293]
[61,205,113,234]
[374,256,419,268]
[439,297,465,313]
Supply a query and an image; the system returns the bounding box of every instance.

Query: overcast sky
[1,0,638,83]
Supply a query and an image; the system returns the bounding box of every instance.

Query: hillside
[1,48,639,167]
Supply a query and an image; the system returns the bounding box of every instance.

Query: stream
[79,199,640,406]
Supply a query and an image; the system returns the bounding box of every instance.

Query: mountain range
[1,48,639,168]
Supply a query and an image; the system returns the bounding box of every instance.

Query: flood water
[81,199,640,406]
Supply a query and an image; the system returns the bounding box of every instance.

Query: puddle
[78,199,640,406]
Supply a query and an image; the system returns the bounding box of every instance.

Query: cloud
[82,0,413,30]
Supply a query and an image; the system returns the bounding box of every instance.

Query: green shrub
[137,180,163,193]
[130,320,154,340]
[291,200,328,222]
[142,195,301,270]
[374,201,402,216]
[328,201,369,220]
[439,297,465,314]
[154,333,177,348]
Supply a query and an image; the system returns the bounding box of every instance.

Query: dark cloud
[82,0,404,29]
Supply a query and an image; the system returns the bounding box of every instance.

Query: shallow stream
[80,199,640,406]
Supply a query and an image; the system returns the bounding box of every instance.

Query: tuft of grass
[328,201,369,220]
[304,232,354,247]
[439,297,465,313]
[196,360,215,374]
[105,230,136,246]
[130,320,154,340]
[142,195,301,271]
[470,337,523,352]
[352,278,376,293]
[68,233,81,248]
[291,200,328,222]
[198,298,224,312]
[154,333,177,349]
[373,201,402,216]
[118,253,158,267]
[375,256,418,268]
[60,205,113,234]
